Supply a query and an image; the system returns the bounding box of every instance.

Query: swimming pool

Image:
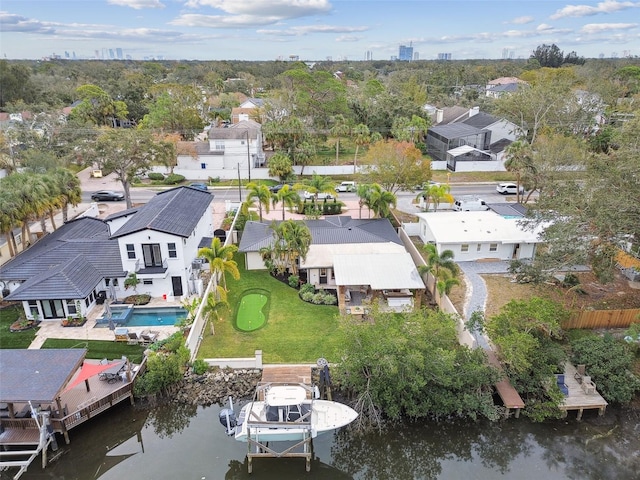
[98,306,187,327]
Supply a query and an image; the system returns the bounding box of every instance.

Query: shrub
[164,173,185,185]
[301,291,315,302]
[288,275,300,288]
[323,294,337,305]
[312,292,325,304]
[192,358,209,375]
[300,283,315,295]
[208,176,221,183]
[148,172,165,181]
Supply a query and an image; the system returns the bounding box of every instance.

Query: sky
[1,0,639,61]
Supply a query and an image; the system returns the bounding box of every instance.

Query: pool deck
[28,297,183,349]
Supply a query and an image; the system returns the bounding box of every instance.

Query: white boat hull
[234,399,358,443]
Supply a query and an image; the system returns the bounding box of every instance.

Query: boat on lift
[220,382,358,443]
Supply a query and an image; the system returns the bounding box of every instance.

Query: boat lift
[0,402,57,480]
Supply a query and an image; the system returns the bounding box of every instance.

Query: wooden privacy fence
[562,308,640,330]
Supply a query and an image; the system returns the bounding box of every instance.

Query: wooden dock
[559,362,608,420]
[260,365,312,385]
[486,350,525,417]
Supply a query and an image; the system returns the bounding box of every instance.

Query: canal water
[8,402,640,480]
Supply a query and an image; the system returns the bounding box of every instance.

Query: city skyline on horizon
[1,1,639,61]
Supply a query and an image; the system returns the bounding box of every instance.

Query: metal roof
[429,123,483,139]
[111,186,213,239]
[0,349,86,404]
[301,242,406,268]
[462,112,499,128]
[332,253,425,290]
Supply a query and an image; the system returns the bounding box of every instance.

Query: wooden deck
[260,365,312,385]
[486,350,525,416]
[559,362,608,420]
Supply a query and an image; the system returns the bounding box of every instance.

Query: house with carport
[416,211,542,261]
[238,216,425,314]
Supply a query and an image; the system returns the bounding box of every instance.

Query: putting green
[236,292,268,332]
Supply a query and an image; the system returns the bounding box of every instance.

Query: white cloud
[550,1,640,20]
[170,13,278,27]
[107,0,165,9]
[182,0,332,19]
[580,22,638,33]
[507,16,535,25]
[257,24,368,36]
[335,35,362,43]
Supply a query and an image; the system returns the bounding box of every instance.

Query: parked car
[91,190,125,201]
[189,183,209,191]
[303,191,334,200]
[335,181,356,192]
[269,183,292,193]
[496,182,524,195]
[453,196,489,211]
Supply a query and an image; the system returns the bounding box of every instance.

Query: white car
[303,191,334,200]
[496,183,524,195]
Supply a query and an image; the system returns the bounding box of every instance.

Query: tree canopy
[360,140,431,193]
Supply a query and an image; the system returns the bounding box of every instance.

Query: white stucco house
[238,217,425,313]
[416,211,542,261]
[173,119,266,181]
[0,186,214,321]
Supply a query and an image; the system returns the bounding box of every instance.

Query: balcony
[136,258,169,278]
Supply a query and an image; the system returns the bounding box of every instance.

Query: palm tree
[272,184,299,221]
[367,183,397,219]
[201,287,229,335]
[436,274,460,297]
[352,123,370,173]
[356,183,372,219]
[504,140,534,204]
[270,220,312,276]
[245,182,271,222]
[418,183,454,212]
[54,168,82,223]
[303,173,335,202]
[330,114,351,165]
[197,237,240,292]
[419,243,458,280]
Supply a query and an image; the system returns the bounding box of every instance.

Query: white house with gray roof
[239,216,425,313]
[0,186,214,321]
[107,186,214,299]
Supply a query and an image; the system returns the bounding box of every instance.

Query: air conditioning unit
[192,259,202,270]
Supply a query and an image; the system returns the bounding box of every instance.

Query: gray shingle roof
[111,187,213,239]
[0,349,86,403]
[0,217,124,283]
[238,217,402,252]
[462,112,499,128]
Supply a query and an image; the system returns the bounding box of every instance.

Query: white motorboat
[221,383,358,443]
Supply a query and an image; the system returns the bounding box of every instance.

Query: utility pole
[237,163,242,202]
[246,129,251,182]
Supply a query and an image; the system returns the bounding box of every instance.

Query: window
[489,243,498,252]
[105,278,110,286]
[112,279,119,287]
[168,243,177,258]
[142,243,163,267]
[461,244,469,252]
[66,300,77,315]
[214,140,224,151]
[126,244,135,259]
[201,163,207,169]
[28,300,38,317]
[477,244,481,252]
[143,279,153,285]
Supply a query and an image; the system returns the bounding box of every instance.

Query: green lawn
[236,291,268,331]
[197,256,344,363]
[41,338,145,364]
[0,304,38,349]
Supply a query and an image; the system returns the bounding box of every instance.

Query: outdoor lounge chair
[127,331,141,345]
[140,330,159,346]
[556,374,569,396]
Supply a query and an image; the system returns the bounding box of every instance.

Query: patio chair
[127,331,141,345]
[140,330,159,346]
[556,374,569,396]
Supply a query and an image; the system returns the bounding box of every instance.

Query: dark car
[91,190,125,201]
[189,183,209,191]
[269,183,292,193]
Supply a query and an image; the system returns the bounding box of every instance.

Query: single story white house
[416,211,542,261]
